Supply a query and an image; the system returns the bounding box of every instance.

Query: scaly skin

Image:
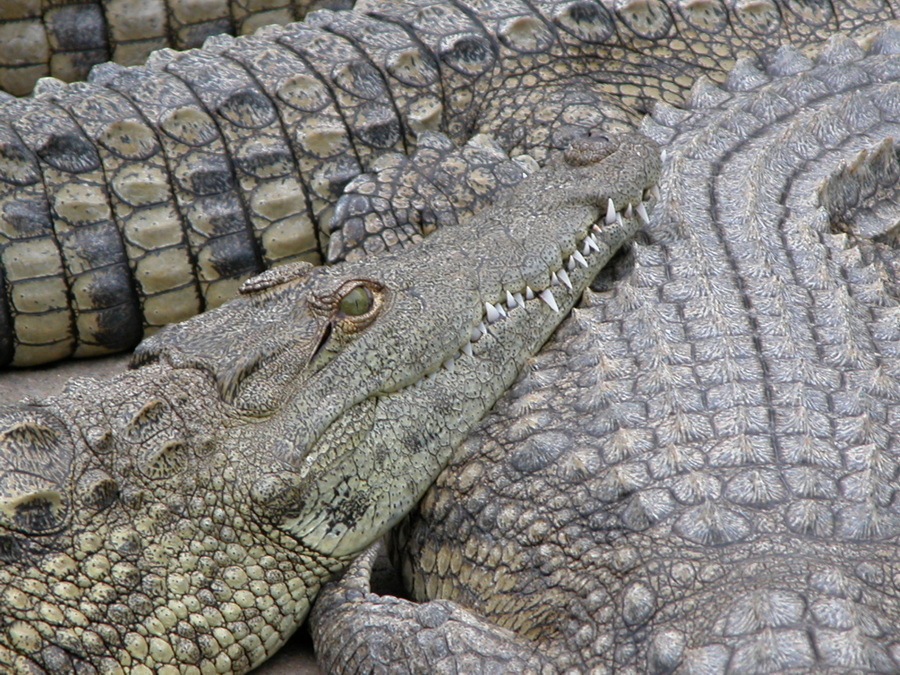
[311,31,900,674]
[0,0,893,367]
[0,133,660,674]
[0,0,347,96]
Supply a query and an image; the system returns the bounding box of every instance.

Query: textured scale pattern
[0,131,659,674]
[0,0,347,96]
[312,28,900,674]
[0,0,894,367]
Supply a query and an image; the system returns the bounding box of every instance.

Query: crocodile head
[0,133,659,673]
[133,132,660,560]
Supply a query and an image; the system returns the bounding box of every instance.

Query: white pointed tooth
[470,324,482,341]
[479,322,487,337]
[636,201,649,226]
[625,203,633,220]
[605,197,616,225]
[525,286,535,300]
[573,250,588,267]
[506,290,517,309]
[557,268,572,290]
[444,356,455,373]
[586,235,600,252]
[485,302,500,323]
[617,213,623,226]
[567,255,576,271]
[514,292,524,307]
[495,302,507,318]
[427,372,437,381]
[539,288,559,313]
[661,149,668,163]
[462,342,473,357]
[651,185,661,201]
[550,270,559,286]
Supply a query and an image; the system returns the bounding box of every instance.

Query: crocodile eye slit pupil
[340,286,373,317]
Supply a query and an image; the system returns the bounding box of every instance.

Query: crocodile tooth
[625,203,634,220]
[427,372,437,381]
[485,302,501,323]
[514,292,525,307]
[539,288,560,313]
[586,235,600,252]
[494,302,507,318]
[506,290,517,309]
[550,270,559,286]
[637,202,650,225]
[471,324,483,341]
[557,268,572,290]
[479,321,488,337]
[661,149,668,163]
[573,250,589,267]
[606,198,617,225]
[462,342,473,357]
[567,255,576,271]
[444,356,456,372]
[651,185,661,200]
[525,286,535,300]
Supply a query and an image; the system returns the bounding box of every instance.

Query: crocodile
[2,1,900,674]
[310,29,900,674]
[0,0,895,368]
[0,132,659,674]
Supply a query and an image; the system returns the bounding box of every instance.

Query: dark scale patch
[36,132,100,173]
[440,34,496,76]
[44,4,108,51]
[140,440,190,480]
[334,61,387,100]
[2,196,52,236]
[0,127,41,186]
[0,420,70,482]
[218,89,277,129]
[77,469,119,513]
[0,534,21,561]
[356,112,402,150]
[12,492,66,533]
[553,1,616,43]
[207,232,260,278]
[233,147,294,179]
[180,20,233,50]
[0,265,12,367]
[180,153,235,196]
[123,398,170,442]
[91,298,144,353]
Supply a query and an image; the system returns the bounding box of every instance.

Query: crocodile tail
[0,0,354,96]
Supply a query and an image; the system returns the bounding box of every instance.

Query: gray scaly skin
[0,0,893,367]
[0,133,660,674]
[0,0,348,96]
[311,30,900,674]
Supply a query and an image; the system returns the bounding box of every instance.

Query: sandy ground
[0,355,322,674]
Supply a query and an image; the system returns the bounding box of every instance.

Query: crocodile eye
[339,285,373,317]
